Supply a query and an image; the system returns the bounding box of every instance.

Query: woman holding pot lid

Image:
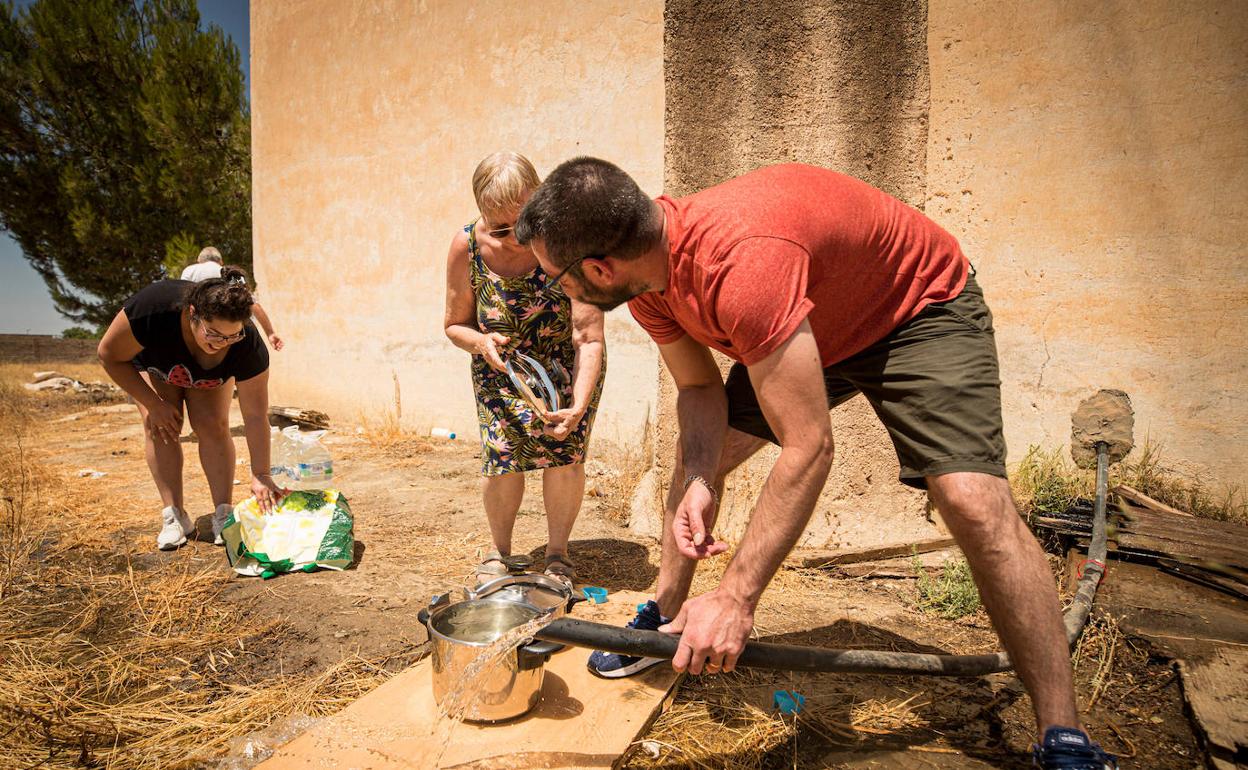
[443,151,605,587]
[98,266,287,551]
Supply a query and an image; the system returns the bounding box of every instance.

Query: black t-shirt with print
[123,280,269,388]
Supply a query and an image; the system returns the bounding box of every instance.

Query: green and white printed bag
[222,489,355,579]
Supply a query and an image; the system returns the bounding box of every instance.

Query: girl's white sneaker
[157,506,190,550]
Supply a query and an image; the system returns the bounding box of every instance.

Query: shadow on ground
[524,537,658,593]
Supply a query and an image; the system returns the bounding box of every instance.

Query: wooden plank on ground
[1092,559,1248,652]
[1176,644,1248,769]
[258,591,679,770]
[1088,557,1248,768]
[268,406,330,429]
[1113,485,1194,517]
[1033,503,1248,571]
[789,537,958,569]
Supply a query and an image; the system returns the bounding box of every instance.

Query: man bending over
[515,158,1115,770]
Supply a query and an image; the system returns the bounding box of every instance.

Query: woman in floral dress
[443,152,605,585]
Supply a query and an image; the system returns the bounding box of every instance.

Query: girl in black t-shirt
[98,267,287,551]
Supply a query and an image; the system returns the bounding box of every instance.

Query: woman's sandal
[476,550,510,585]
[544,553,577,588]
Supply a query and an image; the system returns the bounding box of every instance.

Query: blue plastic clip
[582,586,608,604]
[773,689,805,715]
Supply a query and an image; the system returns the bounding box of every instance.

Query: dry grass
[622,667,940,770]
[0,361,109,388]
[1072,613,1125,711]
[1011,442,1246,525]
[914,556,982,620]
[355,411,440,470]
[1118,442,1246,524]
[401,527,492,585]
[0,385,393,769]
[589,427,655,526]
[1011,446,1093,520]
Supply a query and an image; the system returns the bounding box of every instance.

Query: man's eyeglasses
[541,253,598,293]
[192,313,246,344]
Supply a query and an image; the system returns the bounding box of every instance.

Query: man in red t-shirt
[516,158,1113,766]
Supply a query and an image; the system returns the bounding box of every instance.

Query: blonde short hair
[472,152,540,216]
[197,246,223,264]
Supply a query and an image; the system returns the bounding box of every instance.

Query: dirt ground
[0,338,1206,769]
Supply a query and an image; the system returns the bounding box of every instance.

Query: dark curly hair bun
[184,265,254,322]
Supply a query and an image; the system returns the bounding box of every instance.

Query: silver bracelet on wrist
[684,474,719,508]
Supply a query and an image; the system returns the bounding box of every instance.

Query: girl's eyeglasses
[485,223,514,239]
[192,313,245,343]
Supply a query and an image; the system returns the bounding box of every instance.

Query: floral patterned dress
[467,222,604,476]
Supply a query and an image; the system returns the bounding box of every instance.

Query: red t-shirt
[628,164,969,367]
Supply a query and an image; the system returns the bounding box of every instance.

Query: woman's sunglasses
[486,223,514,239]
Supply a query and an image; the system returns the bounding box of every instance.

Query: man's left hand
[658,588,754,675]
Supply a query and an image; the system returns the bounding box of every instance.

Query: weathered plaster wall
[251,0,664,449]
[926,0,1248,485]
[641,0,939,549]
[252,0,1245,552]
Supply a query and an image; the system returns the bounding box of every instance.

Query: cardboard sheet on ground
[258,590,679,769]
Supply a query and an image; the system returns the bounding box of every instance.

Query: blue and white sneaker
[1033,727,1118,769]
[588,599,669,678]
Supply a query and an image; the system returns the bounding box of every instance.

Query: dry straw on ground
[0,385,392,769]
[621,666,944,770]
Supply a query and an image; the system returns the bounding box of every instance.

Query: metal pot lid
[506,352,560,416]
[470,573,572,613]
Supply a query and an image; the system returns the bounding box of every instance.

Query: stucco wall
[926,0,1248,485]
[251,0,664,449]
[252,0,1245,552]
[641,0,939,549]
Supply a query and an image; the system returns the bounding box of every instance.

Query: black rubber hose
[536,442,1111,677]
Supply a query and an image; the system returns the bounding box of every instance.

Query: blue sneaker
[588,599,668,678]
[1033,727,1118,769]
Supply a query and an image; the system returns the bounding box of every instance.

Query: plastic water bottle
[269,427,294,483]
[278,425,303,486]
[431,427,457,439]
[287,428,333,489]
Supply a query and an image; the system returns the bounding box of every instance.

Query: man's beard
[576,280,646,312]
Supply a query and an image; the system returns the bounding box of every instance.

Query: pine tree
[0,0,250,327]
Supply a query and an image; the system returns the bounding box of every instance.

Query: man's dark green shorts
[725,274,1007,490]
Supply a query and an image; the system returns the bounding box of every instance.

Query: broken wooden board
[790,537,958,569]
[1113,484,1193,517]
[1089,560,1248,653]
[257,590,680,769]
[1034,502,1248,571]
[1084,557,1248,768]
[1177,644,1248,770]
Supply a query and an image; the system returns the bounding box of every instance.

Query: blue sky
[0,0,250,334]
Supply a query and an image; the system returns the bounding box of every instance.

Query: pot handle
[417,607,430,626]
[517,639,562,670]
